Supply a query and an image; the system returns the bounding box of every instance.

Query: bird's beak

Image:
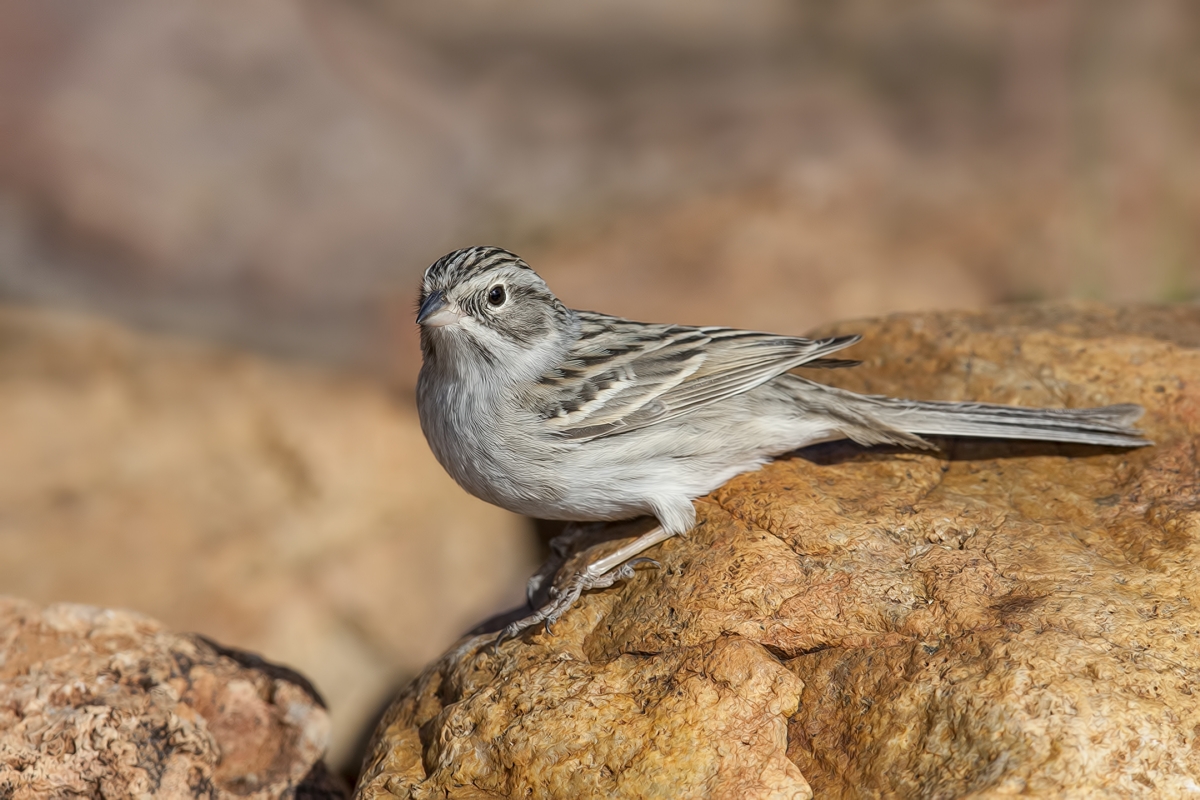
[416,291,463,328]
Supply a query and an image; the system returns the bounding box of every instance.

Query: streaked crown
[417,247,578,371]
[423,246,532,292]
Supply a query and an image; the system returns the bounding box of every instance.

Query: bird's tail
[787,376,1150,449]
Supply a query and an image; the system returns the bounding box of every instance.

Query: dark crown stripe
[425,246,531,287]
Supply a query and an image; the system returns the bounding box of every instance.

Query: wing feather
[530,312,860,440]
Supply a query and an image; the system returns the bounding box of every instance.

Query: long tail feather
[873,398,1149,447]
[789,376,1150,448]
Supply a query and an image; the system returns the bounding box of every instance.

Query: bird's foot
[497,557,659,649]
[525,522,606,607]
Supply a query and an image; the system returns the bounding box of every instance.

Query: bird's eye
[487,285,506,306]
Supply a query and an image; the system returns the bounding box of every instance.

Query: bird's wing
[529,311,861,441]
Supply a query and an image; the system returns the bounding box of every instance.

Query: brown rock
[355,304,1200,799]
[0,306,536,769]
[0,597,343,799]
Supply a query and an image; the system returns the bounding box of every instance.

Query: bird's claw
[495,557,661,649]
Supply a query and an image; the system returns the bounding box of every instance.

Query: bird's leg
[497,525,675,646]
[526,521,606,606]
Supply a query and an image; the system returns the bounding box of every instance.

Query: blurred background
[1,0,1197,779]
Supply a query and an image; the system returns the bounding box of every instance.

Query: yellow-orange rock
[356,303,1200,799]
[0,597,343,799]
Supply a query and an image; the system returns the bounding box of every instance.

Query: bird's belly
[425,432,539,513]
[522,444,770,522]
[418,403,580,516]
[431,437,706,523]
[449,449,648,522]
[418,378,806,523]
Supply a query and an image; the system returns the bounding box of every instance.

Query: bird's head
[417,246,578,380]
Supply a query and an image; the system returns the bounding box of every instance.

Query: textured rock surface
[357,304,1200,799]
[0,597,343,799]
[0,306,536,768]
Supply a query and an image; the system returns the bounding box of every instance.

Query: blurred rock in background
[0,0,1196,781]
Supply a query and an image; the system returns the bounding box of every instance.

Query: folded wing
[532,312,860,441]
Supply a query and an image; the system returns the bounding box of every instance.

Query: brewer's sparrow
[415,246,1148,643]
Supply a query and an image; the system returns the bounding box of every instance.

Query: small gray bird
[415,246,1148,641]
